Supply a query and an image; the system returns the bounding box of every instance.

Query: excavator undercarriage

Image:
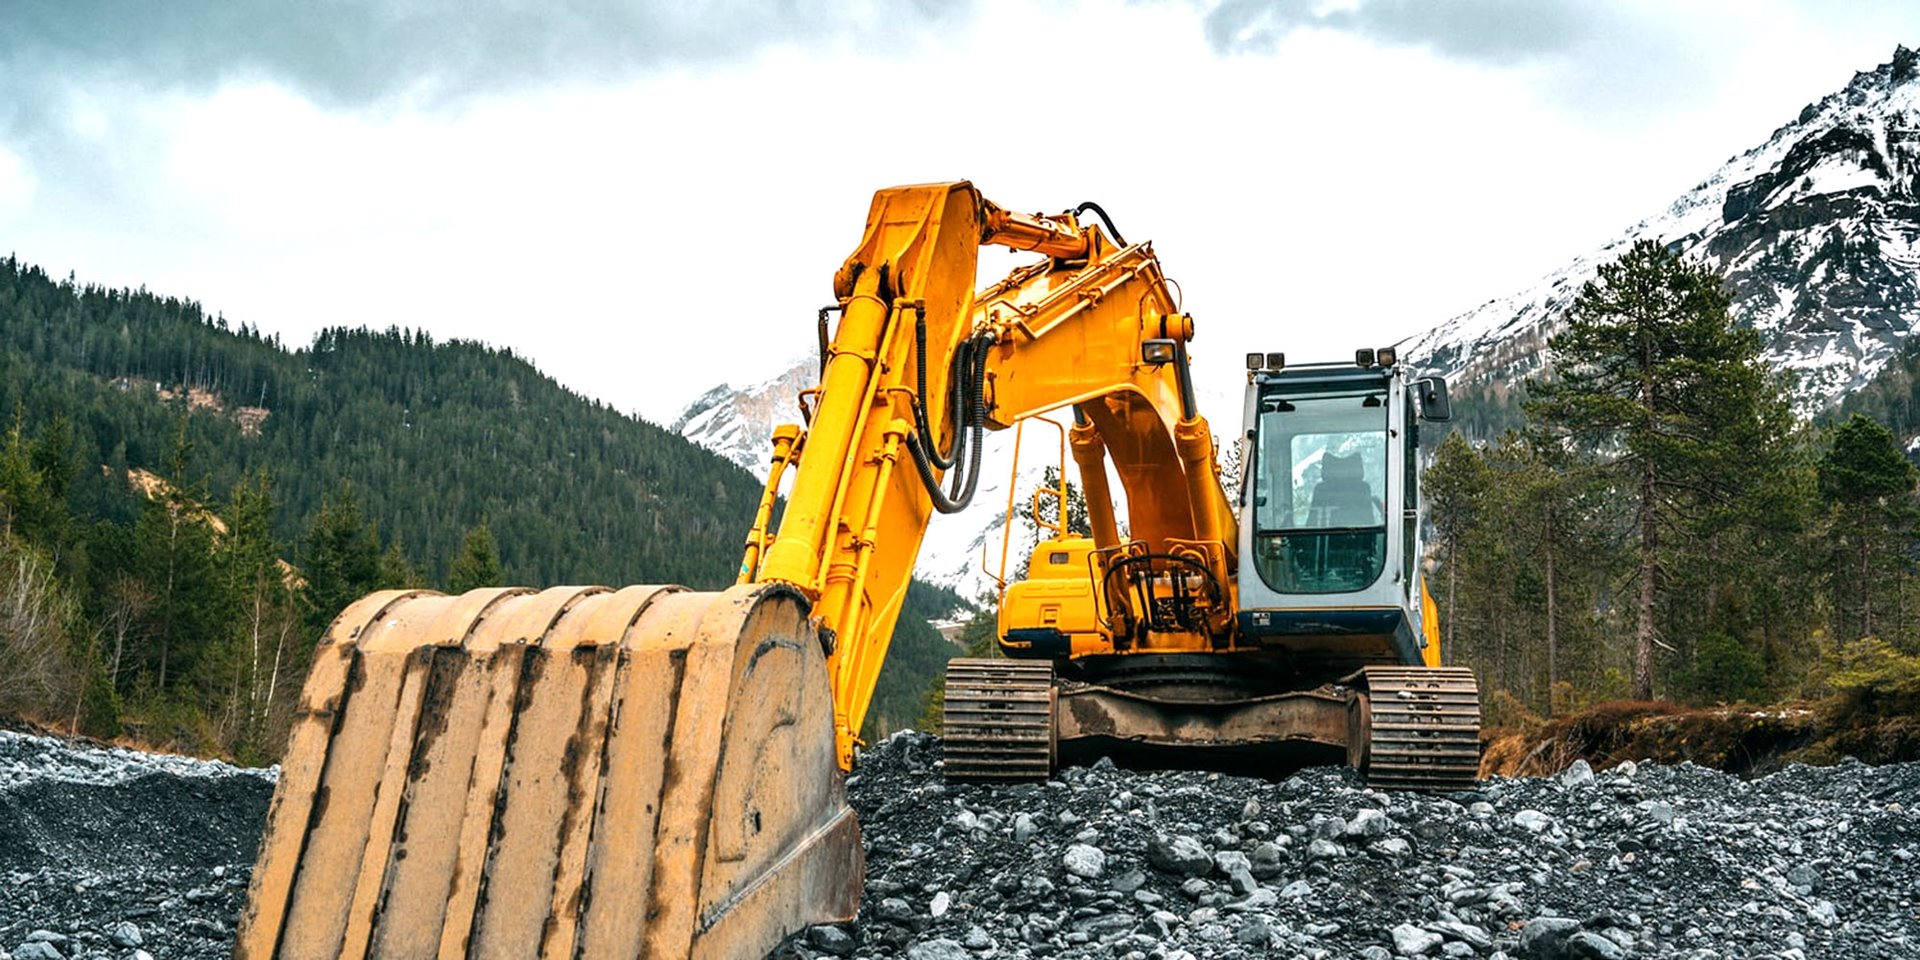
[942,657,1480,791]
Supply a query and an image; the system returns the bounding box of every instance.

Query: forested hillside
[0,255,755,586]
[1423,241,1920,747]
[0,255,963,758]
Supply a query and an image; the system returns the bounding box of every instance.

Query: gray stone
[962,925,993,950]
[1370,838,1412,859]
[1565,930,1625,960]
[1558,759,1595,788]
[1512,810,1553,834]
[10,947,59,960]
[1228,886,1278,911]
[1249,840,1286,878]
[1639,800,1674,824]
[1308,838,1345,860]
[907,937,972,960]
[1112,868,1148,893]
[876,897,916,924]
[20,935,62,947]
[1785,864,1820,891]
[1147,834,1214,877]
[1361,948,1394,960]
[1235,916,1272,946]
[1213,849,1257,893]
[1808,899,1838,926]
[1443,943,1476,958]
[1063,843,1107,879]
[1393,923,1445,956]
[1427,920,1493,949]
[1150,910,1182,937]
[1346,808,1392,838]
[109,922,140,949]
[929,890,952,918]
[1180,877,1211,899]
[1518,917,1579,960]
[1014,812,1038,844]
[1280,879,1314,899]
[808,924,856,956]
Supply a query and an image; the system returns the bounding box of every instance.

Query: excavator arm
[237,181,1236,959]
[738,181,1238,768]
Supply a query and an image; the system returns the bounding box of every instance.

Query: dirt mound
[1480,699,1920,780]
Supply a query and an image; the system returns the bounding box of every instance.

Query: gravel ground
[792,733,1920,960]
[0,731,273,960]
[2,728,1916,959]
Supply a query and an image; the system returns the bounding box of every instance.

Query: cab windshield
[1251,388,1389,594]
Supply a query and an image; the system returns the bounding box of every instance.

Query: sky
[4,0,1920,425]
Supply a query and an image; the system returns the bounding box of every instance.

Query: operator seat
[1310,454,1379,526]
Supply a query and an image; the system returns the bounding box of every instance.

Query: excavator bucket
[235,582,862,960]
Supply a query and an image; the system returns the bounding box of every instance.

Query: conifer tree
[301,483,382,638]
[133,419,224,696]
[447,520,503,593]
[1423,432,1494,666]
[214,471,302,758]
[1818,414,1919,643]
[1526,239,1795,700]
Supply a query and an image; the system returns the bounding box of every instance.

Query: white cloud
[2,0,1918,425]
[0,146,33,212]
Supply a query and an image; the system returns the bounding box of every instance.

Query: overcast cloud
[1,0,968,114]
[3,1,1918,423]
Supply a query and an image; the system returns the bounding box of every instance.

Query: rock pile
[785,732,1920,960]
[2,726,1917,959]
[0,731,273,960]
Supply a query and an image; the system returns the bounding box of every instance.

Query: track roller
[941,659,1056,782]
[1352,666,1482,793]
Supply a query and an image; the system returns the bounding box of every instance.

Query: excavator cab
[1235,357,1450,678]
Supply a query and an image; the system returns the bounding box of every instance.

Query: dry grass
[1479,699,1826,778]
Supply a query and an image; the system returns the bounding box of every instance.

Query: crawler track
[1357,665,1482,793]
[940,659,1055,782]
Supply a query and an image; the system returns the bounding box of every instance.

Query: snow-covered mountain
[672,360,1055,603]
[1405,46,1920,414]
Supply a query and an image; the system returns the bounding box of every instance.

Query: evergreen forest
[0,255,963,760]
[1422,240,1920,726]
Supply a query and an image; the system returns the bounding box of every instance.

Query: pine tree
[132,420,225,697]
[379,539,426,590]
[1526,239,1796,700]
[301,483,382,638]
[213,471,302,759]
[1818,414,1919,643]
[1422,432,1494,668]
[447,520,503,594]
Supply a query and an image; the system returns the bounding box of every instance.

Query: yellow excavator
[235,181,1478,959]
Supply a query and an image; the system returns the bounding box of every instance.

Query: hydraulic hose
[1072,202,1127,248]
[908,334,991,514]
[912,307,959,470]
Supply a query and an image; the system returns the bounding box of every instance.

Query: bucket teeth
[236,583,862,960]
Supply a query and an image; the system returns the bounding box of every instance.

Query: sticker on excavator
[236,582,862,960]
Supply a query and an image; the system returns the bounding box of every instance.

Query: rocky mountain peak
[1406,46,1920,417]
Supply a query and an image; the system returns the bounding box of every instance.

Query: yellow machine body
[240,182,1474,959]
